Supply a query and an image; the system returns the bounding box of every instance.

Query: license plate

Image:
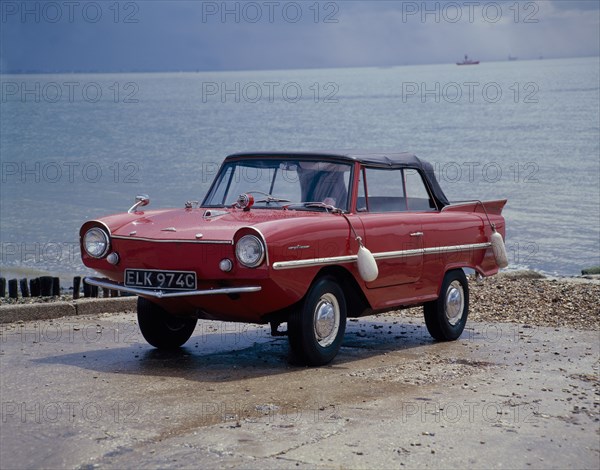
[124,269,197,291]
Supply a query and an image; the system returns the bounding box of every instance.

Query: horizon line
[1,55,598,76]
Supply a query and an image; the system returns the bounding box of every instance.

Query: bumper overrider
[84,277,262,299]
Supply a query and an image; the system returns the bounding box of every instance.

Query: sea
[1,56,599,284]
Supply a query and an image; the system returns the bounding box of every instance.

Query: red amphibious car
[81,151,507,365]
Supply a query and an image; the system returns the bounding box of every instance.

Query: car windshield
[203,158,353,211]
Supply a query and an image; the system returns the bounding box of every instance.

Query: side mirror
[128,194,150,213]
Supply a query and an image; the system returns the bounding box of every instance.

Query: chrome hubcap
[444,280,464,326]
[313,293,340,348]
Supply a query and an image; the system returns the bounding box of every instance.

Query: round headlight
[235,235,265,268]
[83,227,110,258]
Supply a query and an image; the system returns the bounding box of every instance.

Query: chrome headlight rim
[235,234,265,268]
[83,227,111,259]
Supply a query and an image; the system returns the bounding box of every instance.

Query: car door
[355,166,436,288]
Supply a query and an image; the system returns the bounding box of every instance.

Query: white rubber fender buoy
[357,245,379,282]
[491,229,509,269]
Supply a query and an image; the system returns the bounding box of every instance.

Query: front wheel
[137,297,197,349]
[424,270,469,341]
[288,277,347,366]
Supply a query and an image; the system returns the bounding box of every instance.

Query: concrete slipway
[0,307,598,469]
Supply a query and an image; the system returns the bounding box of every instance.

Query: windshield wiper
[255,196,291,204]
[245,190,290,205]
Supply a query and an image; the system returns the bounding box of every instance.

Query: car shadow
[32,318,445,382]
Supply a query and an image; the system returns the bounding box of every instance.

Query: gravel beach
[469,273,600,329]
[398,272,600,331]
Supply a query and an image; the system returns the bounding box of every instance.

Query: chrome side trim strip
[272,242,491,270]
[84,277,261,298]
[111,235,233,245]
[423,242,491,254]
[273,255,357,270]
[374,248,424,260]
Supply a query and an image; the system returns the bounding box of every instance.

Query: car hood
[95,207,327,241]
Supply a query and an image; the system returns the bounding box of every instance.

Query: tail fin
[441,199,507,215]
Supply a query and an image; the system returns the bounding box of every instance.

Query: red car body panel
[80,152,506,324]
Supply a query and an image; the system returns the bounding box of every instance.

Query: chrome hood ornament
[185,200,199,209]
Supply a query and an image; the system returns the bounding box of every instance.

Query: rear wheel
[137,297,197,349]
[424,270,469,341]
[288,277,347,366]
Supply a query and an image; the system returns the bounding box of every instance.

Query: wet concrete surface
[1,312,598,469]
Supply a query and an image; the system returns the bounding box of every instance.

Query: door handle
[410,232,423,237]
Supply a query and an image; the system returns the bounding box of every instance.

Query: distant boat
[456,55,479,66]
[508,55,518,61]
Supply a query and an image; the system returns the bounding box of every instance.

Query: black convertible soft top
[226,150,450,208]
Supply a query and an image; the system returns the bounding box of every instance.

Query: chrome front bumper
[84,277,262,299]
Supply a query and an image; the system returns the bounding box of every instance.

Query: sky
[1,0,599,73]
